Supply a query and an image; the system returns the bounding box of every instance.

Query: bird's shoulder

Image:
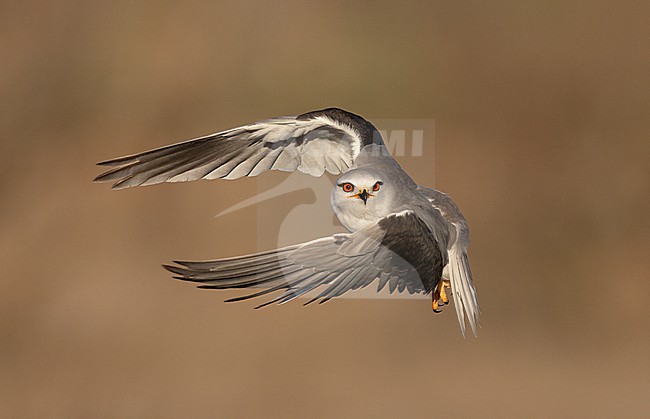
[297,107,381,147]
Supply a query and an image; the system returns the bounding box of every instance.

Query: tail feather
[447,246,480,337]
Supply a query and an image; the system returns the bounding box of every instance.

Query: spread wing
[417,186,480,336]
[164,210,445,307]
[94,108,381,189]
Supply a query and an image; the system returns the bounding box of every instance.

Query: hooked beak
[356,189,370,205]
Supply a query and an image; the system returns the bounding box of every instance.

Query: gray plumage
[95,108,480,336]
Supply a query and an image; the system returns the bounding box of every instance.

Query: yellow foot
[439,279,450,304]
[431,279,450,313]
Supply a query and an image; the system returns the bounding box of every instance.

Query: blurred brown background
[1,1,649,417]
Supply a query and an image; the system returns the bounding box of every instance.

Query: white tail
[445,245,480,337]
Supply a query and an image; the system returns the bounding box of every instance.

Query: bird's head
[331,169,395,231]
[333,170,384,205]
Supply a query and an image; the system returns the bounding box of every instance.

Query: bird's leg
[431,279,450,312]
[439,279,450,304]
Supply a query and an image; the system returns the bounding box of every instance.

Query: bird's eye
[372,181,382,192]
[341,183,354,193]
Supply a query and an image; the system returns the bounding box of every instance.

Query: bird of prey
[95,108,480,336]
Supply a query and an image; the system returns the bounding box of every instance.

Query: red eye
[341,183,354,192]
[372,181,382,191]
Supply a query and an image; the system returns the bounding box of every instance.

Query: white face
[330,169,394,231]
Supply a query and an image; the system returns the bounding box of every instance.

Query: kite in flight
[95,108,480,336]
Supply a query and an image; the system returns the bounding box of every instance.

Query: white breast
[335,208,378,231]
[331,197,388,232]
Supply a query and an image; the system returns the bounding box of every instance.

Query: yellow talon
[431,279,450,313]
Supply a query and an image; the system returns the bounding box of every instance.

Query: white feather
[446,244,480,337]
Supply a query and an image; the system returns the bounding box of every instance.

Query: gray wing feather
[165,211,443,306]
[416,185,480,336]
[95,108,375,189]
